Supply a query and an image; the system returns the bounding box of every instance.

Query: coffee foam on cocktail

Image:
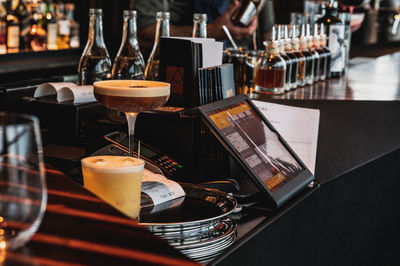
[94,80,170,97]
[82,156,144,173]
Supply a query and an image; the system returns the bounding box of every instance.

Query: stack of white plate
[139,183,238,264]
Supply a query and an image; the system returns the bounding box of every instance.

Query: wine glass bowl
[93,80,170,157]
[93,80,170,113]
[350,13,365,32]
[0,112,47,251]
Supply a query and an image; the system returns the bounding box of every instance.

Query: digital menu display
[207,101,303,193]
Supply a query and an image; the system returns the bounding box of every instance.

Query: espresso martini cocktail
[93,80,170,112]
[94,80,171,157]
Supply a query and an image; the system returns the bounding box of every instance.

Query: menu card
[34,82,96,104]
[252,100,320,175]
[159,37,223,108]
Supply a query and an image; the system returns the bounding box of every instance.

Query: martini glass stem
[125,112,138,157]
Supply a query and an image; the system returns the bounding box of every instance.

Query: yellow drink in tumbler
[81,156,145,219]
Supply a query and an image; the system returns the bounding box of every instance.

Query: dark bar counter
[2,52,400,266]
[3,166,196,266]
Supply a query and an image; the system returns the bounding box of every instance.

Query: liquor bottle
[254,38,286,94]
[65,3,79,48]
[290,25,306,87]
[6,0,20,53]
[318,24,332,79]
[232,0,267,27]
[283,25,299,90]
[78,9,112,85]
[28,4,46,51]
[299,24,314,85]
[56,3,70,50]
[306,24,320,83]
[192,13,207,38]
[144,11,170,81]
[316,0,345,78]
[15,0,29,51]
[112,10,145,80]
[273,25,291,92]
[44,0,57,50]
[313,24,328,81]
[0,12,6,54]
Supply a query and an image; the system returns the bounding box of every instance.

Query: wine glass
[0,112,47,251]
[93,80,170,157]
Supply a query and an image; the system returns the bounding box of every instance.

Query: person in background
[135,0,275,55]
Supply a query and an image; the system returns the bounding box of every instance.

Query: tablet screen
[207,101,304,193]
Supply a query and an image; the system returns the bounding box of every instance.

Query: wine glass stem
[125,112,138,157]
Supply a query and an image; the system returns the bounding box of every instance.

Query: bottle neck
[320,36,327,47]
[6,0,14,16]
[88,14,106,48]
[153,18,170,47]
[284,38,293,52]
[192,20,207,38]
[307,36,314,49]
[66,10,74,21]
[327,5,338,17]
[121,16,139,47]
[292,38,300,51]
[160,19,170,38]
[265,41,280,55]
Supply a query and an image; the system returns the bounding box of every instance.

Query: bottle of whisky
[232,0,267,27]
[144,11,170,81]
[290,25,306,87]
[15,0,29,51]
[283,25,299,90]
[56,3,70,50]
[192,13,207,38]
[273,25,292,93]
[44,0,57,50]
[112,10,145,80]
[255,38,286,95]
[65,3,79,49]
[313,24,327,81]
[299,24,314,85]
[316,0,345,78]
[6,0,20,53]
[318,24,332,79]
[0,12,6,54]
[78,9,112,85]
[28,4,46,51]
[306,24,320,83]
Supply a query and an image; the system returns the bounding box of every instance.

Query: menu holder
[34,82,96,104]
[198,64,235,105]
[159,37,223,108]
[197,95,315,209]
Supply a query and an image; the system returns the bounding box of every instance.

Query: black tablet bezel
[198,95,315,208]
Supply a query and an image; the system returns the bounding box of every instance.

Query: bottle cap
[65,3,75,11]
[89,8,102,17]
[328,0,338,9]
[264,40,280,55]
[193,13,207,23]
[123,10,137,18]
[156,11,170,20]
